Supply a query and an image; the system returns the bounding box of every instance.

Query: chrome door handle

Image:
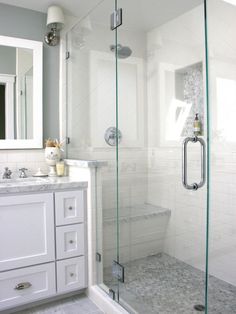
[182,136,206,190]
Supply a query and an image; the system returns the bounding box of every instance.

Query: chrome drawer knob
[68,206,73,210]
[69,240,74,244]
[70,273,74,277]
[14,282,32,290]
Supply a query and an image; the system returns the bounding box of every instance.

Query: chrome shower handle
[198,137,206,189]
[182,136,206,191]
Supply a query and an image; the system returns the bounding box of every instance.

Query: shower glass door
[115,0,209,312]
[206,0,236,312]
[65,0,236,312]
[65,0,121,299]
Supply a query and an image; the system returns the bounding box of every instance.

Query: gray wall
[0,46,16,74]
[0,3,59,140]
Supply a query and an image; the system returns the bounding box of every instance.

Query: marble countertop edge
[0,177,88,195]
[64,159,108,168]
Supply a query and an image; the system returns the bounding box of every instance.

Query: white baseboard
[87,285,129,314]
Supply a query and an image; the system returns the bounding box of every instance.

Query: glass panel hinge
[110,8,122,30]
[66,51,70,60]
[109,288,115,300]
[112,260,124,283]
[96,252,102,262]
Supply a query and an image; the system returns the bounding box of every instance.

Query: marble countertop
[0,176,88,195]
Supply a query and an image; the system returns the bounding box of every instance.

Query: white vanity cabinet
[54,190,87,293]
[55,190,85,225]
[0,263,56,310]
[56,224,85,260]
[0,187,87,312]
[0,193,55,272]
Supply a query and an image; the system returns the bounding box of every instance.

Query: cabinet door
[56,257,86,293]
[55,190,86,226]
[56,224,85,260]
[0,263,56,310]
[0,193,55,271]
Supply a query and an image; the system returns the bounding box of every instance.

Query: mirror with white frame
[0,35,42,149]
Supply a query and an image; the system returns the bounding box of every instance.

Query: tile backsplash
[0,150,47,178]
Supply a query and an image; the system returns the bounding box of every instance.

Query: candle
[56,160,65,176]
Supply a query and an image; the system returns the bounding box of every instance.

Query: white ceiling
[0,0,203,31]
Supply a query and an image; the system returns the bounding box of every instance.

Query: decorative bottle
[194,113,201,136]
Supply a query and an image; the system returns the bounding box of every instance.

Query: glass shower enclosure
[65,0,236,313]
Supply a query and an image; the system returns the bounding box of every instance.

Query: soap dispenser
[194,113,201,136]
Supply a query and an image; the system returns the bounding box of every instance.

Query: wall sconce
[44,5,65,46]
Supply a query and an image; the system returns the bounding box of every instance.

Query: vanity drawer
[56,224,85,260]
[55,190,86,226]
[56,256,86,293]
[0,263,56,310]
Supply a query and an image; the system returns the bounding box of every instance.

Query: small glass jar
[56,160,65,177]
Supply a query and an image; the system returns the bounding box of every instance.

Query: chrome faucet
[19,168,28,178]
[2,167,12,179]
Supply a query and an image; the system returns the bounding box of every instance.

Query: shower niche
[177,62,204,137]
[160,61,204,144]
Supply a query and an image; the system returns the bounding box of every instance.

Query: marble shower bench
[103,204,171,267]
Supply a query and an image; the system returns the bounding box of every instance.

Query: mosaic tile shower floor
[104,253,236,314]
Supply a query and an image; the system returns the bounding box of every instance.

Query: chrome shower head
[110,44,132,59]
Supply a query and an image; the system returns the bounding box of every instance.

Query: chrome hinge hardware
[111,8,122,30]
[109,288,116,300]
[66,51,70,60]
[96,252,102,262]
[112,260,124,283]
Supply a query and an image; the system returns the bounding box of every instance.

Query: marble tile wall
[65,0,236,291]
[146,1,236,288]
[147,145,236,286]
